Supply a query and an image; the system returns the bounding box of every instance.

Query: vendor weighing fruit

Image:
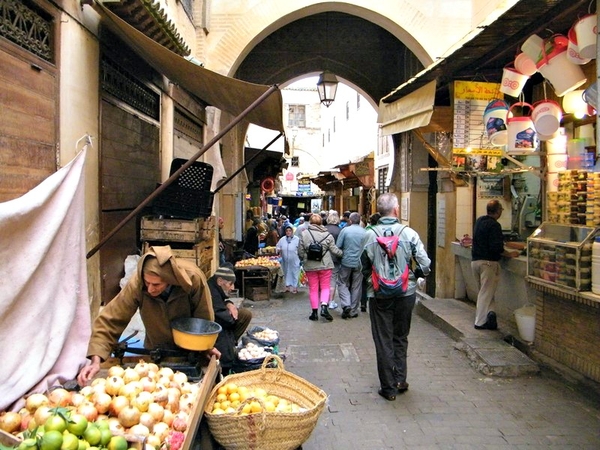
[77,245,219,386]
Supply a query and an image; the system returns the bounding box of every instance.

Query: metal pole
[213,132,284,194]
[87,84,280,259]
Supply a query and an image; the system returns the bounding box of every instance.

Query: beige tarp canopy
[94,3,284,132]
[378,81,436,136]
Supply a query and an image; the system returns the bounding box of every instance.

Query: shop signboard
[297,179,311,192]
[452,81,504,171]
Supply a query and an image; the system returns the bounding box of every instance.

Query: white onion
[138,412,155,429]
[25,394,49,412]
[147,403,164,423]
[129,423,150,437]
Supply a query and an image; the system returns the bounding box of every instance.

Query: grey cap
[214,266,236,282]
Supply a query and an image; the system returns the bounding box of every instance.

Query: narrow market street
[240,288,600,449]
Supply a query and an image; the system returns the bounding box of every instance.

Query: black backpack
[306,229,330,261]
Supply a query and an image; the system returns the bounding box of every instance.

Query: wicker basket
[204,355,327,450]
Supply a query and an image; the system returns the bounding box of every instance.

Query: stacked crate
[141,215,216,276]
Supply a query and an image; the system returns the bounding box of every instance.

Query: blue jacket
[337,223,366,268]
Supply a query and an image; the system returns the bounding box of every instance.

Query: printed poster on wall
[452,81,504,171]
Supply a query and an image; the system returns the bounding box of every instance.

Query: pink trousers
[306,269,332,309]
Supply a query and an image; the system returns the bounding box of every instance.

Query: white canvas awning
[94,3,283,132]
[378,81,436,136]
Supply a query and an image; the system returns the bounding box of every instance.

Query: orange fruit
[217,386,227,396]
[225,383,238,395]
[41,430,64,450]
[45,415,67,433]
[250,401,262,413]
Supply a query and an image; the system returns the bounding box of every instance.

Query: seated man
[77,245,219,386]
[208,265,252,373]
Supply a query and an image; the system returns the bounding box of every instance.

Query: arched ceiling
[234,12,424,105]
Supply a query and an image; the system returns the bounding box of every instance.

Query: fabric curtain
[0,149,91,410]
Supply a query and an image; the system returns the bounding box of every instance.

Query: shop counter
[452,242,536,321]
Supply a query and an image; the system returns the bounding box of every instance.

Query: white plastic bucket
[573,14,597,59]
[547,172,559,192]
[537,37,587,97]
[546,129,567,154]
[500,66,529,97]
[532,100,562,137]
[514,52,537,76]
[583,82,598,111]
[547,154,568,171]
[567,26,592,65]
[521,34,544,63]
[506,102,537,152]
[538,130,560,142]
[514,305,536,342]
[483,99,510,147]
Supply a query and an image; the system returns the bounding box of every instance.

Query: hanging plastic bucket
[483,99,510,146]
[514,52,537,76]
[506,102,537,152]
[573,14,598,59]
[537,35,587,97]
[514,305,536,342]
[520,34,544,63]
[567,26,592,65]
[500,66,529,98]
[582,82,598,111]
[531,99,562,137]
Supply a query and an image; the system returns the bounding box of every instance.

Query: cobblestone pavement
[241,288,600,449]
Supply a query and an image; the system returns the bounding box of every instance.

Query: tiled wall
[456,185,473,239]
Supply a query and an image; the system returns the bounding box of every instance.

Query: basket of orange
[204,355,327,450]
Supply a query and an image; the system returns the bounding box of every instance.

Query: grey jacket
[361,217,431,297]
[298,224,343,271]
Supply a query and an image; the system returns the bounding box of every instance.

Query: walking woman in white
[276,225,302,293]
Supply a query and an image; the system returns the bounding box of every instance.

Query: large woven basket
[204,355,327,450]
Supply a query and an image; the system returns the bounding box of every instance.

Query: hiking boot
[320,304,333,321]
[341,307,351,319]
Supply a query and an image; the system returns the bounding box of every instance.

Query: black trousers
[369,292,416,396]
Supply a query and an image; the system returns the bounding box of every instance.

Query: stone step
[416,295,539,377]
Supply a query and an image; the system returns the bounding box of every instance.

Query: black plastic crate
[168,158,213,190]
[152,159,214,219]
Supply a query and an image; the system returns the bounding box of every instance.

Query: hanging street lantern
[316,70,339,107]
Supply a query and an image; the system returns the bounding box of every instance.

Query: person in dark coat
[208,265,252,373]
[243,218,260,255]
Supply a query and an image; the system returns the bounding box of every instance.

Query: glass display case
[527,222,598,291]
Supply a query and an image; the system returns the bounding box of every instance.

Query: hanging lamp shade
[317,71,339,107]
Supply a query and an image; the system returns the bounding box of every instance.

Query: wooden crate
[0,430,20,447]
[142,241,206,267]
[98,356,219,450]
[141,216,215,243]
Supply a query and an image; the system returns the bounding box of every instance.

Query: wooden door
[0,0,59,202]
